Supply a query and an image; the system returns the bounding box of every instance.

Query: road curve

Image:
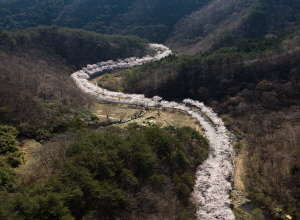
[71,43,235,220]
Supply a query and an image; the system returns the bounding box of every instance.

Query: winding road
[71,43,235,220]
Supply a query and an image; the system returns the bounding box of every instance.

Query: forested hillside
[0,26,212,219]
[168,0,300,54]
[0,125,209,220]
[0,26,148,139]
[2,0,300,219]
[0,0,210,43]
[2,0,300,52]
[111,30,300,219]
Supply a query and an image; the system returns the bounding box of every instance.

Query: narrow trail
[71,43,235,220]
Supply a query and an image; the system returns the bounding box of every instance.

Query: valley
[71,45,235,219]
[1,0,300,219]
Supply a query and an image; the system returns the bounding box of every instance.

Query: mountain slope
[0,26,148,139]
[107,30,300,218]
[1,0,300,219]
[0,26,212,220]
[2,0,300,54]
[0,0,210,43]
[167,0,300,54]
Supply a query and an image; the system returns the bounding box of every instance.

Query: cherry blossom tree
[71,43,235,220]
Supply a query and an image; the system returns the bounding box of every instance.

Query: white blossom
[71,44,235,220]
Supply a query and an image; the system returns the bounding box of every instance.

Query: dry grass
[94,101,144,122]
[17,139,47,185]
[94,101,204,134]
[19,139,41,162]
[234,153,248,197]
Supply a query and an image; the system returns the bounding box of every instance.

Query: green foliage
[0,124,18,154]
[149,173,166,189]
[171,149,190,170]
[0,125,209,219]
[0,160,17,192]
[0,124,22,168]
[71,117,87,130]
[35,129,52,141]
[178,209,195,220]
[236,35,283,53]
[176,126,209,146]
[61,125,207,217]
[45,163,128,219]
[173,172,195,199]
[0,125,21,193]
[10,193,74,220]
[250,208,265,220]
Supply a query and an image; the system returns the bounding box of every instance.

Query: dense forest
[0,125,209,219]
[1,0,300,219]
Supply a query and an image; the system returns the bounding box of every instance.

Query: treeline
[0,26,148,68]
[0,0,210,43]
[0,125,209,220]
[116,31,300,218]
[0,26,149,139]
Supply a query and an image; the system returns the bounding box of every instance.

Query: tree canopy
[0,125,209,219]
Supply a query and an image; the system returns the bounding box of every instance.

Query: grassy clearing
[93,101,204,134]
[92,69,126,92]
[91,71,204,131]
[19,139,41,163]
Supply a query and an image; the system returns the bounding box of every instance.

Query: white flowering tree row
[183,99,235,220]
[71,44,235,220]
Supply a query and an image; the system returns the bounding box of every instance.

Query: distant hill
[0,0,210,43]
[167,0,300,54]
[1,0,300,54]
